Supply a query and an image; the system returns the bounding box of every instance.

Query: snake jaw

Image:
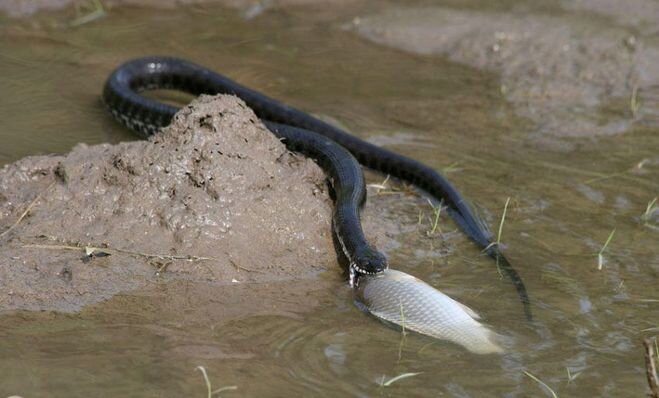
[349,264,370,288]
[349,260,387,288]
[349,249,388,288]
[350,263,383,275]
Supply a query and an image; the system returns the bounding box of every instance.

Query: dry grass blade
[22,243,213,263]
[367,174,391,190]
[425,198,443,236]
[380,372,423,387]
[644,337,659,398]
[0,182,54,239]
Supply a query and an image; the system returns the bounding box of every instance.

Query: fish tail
[462,323,505,355]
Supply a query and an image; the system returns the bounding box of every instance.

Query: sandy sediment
[0,95,344,312]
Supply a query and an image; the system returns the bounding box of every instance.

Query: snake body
[103,57,532,319]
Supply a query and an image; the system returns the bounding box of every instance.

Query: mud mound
[0,95,338,312]
[352,7,659,150]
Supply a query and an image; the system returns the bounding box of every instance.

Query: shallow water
[1,2,658,397]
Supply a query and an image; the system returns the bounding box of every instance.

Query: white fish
[355,269,503,354]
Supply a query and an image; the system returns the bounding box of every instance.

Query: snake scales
[102,56,532,319]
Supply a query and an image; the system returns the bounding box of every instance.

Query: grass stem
[524,370,558,398]
[196,366,237,398]
[597,228,616,270]
[497,197,511,245]
[0,182,54,239]
[642,197,658,225]
[379,372,423,387]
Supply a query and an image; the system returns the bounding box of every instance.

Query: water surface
[1,2,657,397]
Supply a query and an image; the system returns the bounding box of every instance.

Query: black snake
[102,56,532,319]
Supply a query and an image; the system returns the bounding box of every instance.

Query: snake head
[351,248,388,275]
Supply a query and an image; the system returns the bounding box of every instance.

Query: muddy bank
[0,91,447,316]
[0,95,402,312]
[351,7,659,150]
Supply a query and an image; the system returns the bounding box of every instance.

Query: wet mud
[0,95,400,312]
[5,1,659,153]
[351,5,659,150]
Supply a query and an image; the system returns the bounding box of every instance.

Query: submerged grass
[378,372,423,387]
[523,370,558,398]
[642,337,659,398]
[642,197,658,224]
[496,197,511,245]
[597,228,616,270]
[484,196,511,253]
[70,0,106,26]
[482,197,511,278]
[536,160,655,189]
[396,299,409,363]
[584,158,651,185]
[398,299,408,336]
[441,161,462,174]
[196,366,237,398]
[566,367,582,384]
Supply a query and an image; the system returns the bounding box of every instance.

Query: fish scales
[355,269,503,354]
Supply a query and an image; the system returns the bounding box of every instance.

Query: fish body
[355,269,503,354]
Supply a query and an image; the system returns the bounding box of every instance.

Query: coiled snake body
[103,57,531,319]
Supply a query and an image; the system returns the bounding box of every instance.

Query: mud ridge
[0,95,341,312]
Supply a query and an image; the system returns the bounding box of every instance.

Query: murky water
[1,2,658,397]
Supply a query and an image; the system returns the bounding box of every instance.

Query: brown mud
[4,0,659,153]
[351,5,659,151]
[0,94,401,312]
